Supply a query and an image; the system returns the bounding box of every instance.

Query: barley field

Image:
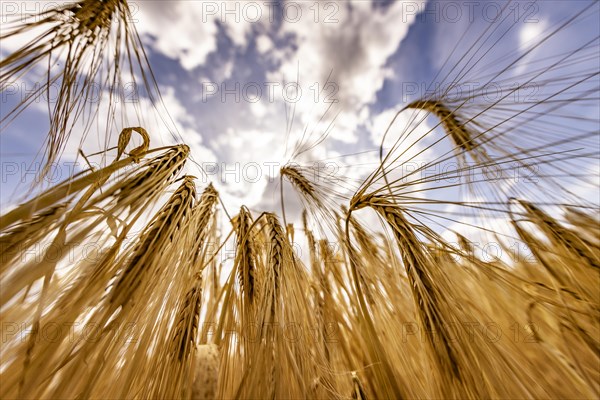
[0,1,599,399]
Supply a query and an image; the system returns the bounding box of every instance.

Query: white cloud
[255,34,273,54]
[136,1,276,69]
[270,1,425,144]
[250,99,268,118]
[210,127,287,209]
[223,17,253,48]
[136,2,219,70]
[1,1,221,72]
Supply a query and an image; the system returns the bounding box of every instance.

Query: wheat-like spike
[109,176,197,309]
[261,213,290,399]
[351,194,474,397]
[71,0,122,34]
[0,170,184,397]
[510,201,600,358]
[265,213,288,304]
[403,99,496,184]
[565,207,600,248]
[0,204,67,273]
[1,148,195,398]
[511,201,600,307]
[0,160,128,231]
[407,100,477,153]
[115,145,190,209]
[0,143,189,233]
[343,208,409,399]
[217,209,262,398]
[60,176,196,398]
[281,165,323,208]
[233,206,257,306]
[13,144,175,396]
[189,183,219,266]
[173,279,203,362]
[51,176,195,363]
[521,200,599,270]
[140,184,221,400]
[377,204,460,374]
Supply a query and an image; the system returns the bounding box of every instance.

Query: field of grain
[0,1,598,399]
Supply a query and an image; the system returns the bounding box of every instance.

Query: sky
[1,0,599,241]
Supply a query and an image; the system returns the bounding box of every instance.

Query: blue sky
[1,0,598,234]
